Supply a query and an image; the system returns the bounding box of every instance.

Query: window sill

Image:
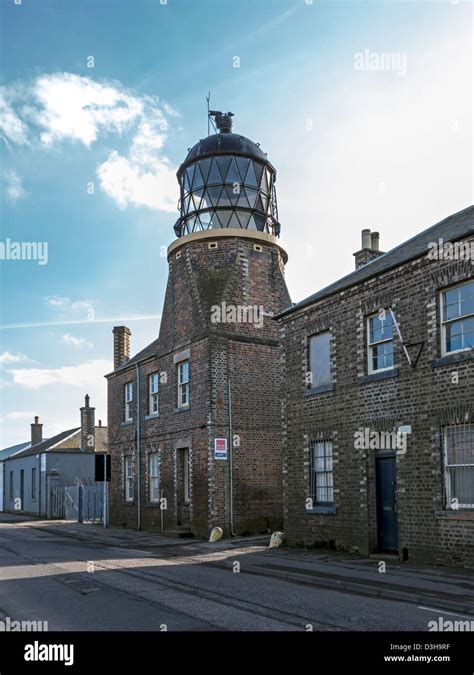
[121,420,133,426]
[432,350,474,368]
[358,368,399,384]
[305,384,335,396]
[306,505,337,515]
[174,405,190,413]
[145,413,159,420]
[435,509,474,520]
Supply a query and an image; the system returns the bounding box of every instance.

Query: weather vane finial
[209,110,234,134]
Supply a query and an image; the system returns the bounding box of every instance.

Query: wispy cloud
[6,411,36,420]
[9,359,112,390]
[1,72,179,212]
[62,333,93,349]
[0,351,29,365]
[2,169,25,202]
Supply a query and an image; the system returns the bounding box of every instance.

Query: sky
[0,0,472,447]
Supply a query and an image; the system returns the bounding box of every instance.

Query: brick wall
[107,232,290,537]
[280,236,474,568]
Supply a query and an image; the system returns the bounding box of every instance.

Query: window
[31,468,36,500]
[310,440,334,504]
[148,373,159,415]
[149,454,160,503]
[308,332,331,389]
[441,280,474,355]
[124,382,133,422]
[444,424,474,509]
[177,360,190,408]
[125,456,134,502]
[368,312,394,373]
[9,471,13,498]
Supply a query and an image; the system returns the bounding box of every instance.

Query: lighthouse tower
[108,112,291,537]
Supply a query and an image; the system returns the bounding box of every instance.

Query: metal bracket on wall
[389,307,424,368]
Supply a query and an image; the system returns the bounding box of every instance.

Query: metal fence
[50,484,104,523]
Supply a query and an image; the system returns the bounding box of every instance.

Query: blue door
[376,455,398,551]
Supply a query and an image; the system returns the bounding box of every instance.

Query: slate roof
[0,441,31,462]
[277,205,474,318]
[110,337,159,375]
[11,428,80,459]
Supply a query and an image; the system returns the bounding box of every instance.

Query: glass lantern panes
[176,154,279,236]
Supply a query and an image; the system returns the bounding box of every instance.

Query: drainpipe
[135,363,141,531]
[228,378,236,536]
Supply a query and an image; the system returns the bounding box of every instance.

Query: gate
[50,487,65,519]
[50,484,104,523]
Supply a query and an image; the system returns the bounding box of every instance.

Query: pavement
[2,513,473,617]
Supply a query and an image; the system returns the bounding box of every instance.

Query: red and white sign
[214,438,228,460]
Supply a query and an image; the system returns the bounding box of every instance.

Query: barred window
[444,424,474,509]
[310,440,334,504]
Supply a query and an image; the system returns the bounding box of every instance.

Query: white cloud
[9,359,112,390]
[1,72,179,213]
[0,351,29,365]
[34,73,143,147]
[6,411,36,420]
[44,296,95,319]
[62,333,93,349]
[0,87,29,146]
[2,169,25,202]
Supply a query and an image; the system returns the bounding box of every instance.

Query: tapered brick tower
[107,112,290,537]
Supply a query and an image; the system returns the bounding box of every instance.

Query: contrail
[0,315,162,330]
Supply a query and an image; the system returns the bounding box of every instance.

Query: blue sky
[0,0,471,446]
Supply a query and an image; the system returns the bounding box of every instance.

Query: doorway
[375,454,399,552]
[177,448,190,526]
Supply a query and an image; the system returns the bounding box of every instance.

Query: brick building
[278,206,473,567]
[106,113,290,537]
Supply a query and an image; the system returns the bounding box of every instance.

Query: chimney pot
[371,231,380,251]
[361,229,372,250]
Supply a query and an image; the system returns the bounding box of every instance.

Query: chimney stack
[354,229,384,270]
[80,394,95,452]
[113,326,131,370]
[31,416,43,446]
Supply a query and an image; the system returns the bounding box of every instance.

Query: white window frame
[148,372,159,416]
[149,453,160,503]
[124,382,133,422]
[444,425,474,509]
[310,440,334,505]
[125,456,134,502]
[440,280,474,356]
[367,312,394,374]
[177,360,190,408]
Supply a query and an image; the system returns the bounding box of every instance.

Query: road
[0,516,465,631]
